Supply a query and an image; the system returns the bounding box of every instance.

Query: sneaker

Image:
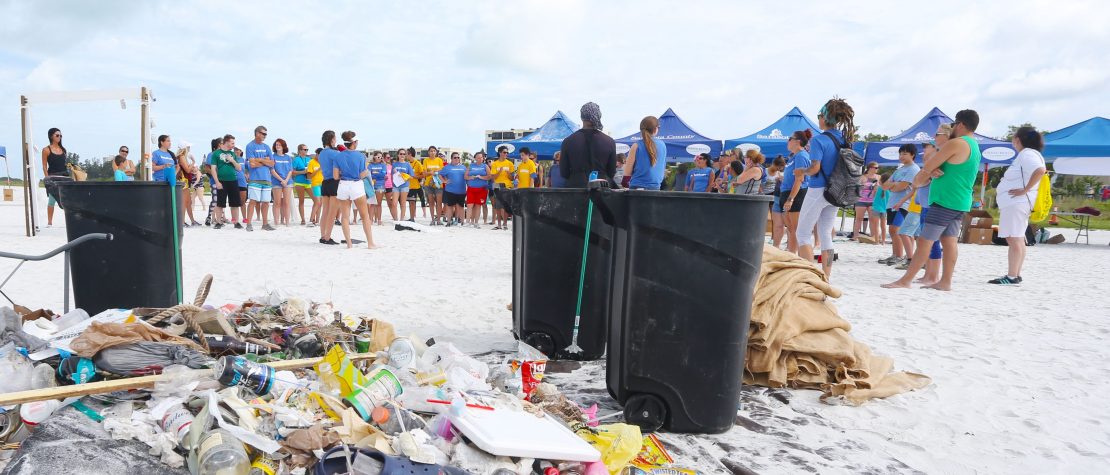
[324,239,339,245]
[878,256,895,264]
[214,223,224,229]
[262,224,276,231]
[246,223,254,232]
[493,226,502,230]
[205,217,212,226]
[895,260,910,270]
[234,223,243,229]
[988,275,1022,285]
[887,257,906,266]
[183,223,191,228]
[408,218,415,222]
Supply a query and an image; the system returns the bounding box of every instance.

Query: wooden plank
[0,353,378,406]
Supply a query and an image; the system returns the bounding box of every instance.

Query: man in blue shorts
[244,126,275,231]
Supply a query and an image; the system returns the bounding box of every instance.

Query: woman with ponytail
[731,149,766,194]
[624,116,668,190]
[782,130,813,252]
[797,98,856,276]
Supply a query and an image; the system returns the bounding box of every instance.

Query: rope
[142,274,215,353]
[193,274,213,306]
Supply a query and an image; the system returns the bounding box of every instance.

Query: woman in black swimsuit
[41,128,72,226]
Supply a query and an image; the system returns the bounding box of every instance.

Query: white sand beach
[2,193,1109,474]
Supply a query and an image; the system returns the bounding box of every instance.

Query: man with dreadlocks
[559,102,617,188]
[797,98,856,277]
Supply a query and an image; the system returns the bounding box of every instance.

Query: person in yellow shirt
[307,148,324,226]
[422,146,446,225]
[516,147,538,189]
[405,149,425,222]
[490,145,515,230]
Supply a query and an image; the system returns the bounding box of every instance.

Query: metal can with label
[387,337,416,369]
[214,355,274,396]
[342,366,404,421]
[159,405,194,442]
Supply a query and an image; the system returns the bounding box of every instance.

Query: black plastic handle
[589,186,616,225]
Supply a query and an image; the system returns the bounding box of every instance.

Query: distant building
[485,128,536,144]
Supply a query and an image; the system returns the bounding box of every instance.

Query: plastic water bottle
[19,400,62,428]
[247,454,278,475]
[197,428,251,475]
[315,362,343,395]
[559,462,586,475]
[51,308,89,330]
[374,404,426,435]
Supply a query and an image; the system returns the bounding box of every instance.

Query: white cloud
[2,0,1110,177]
[985,67,1109,101]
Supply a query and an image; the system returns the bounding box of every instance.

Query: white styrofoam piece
[447,406,601,462]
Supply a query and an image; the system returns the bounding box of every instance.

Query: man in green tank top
[883,110,982,291]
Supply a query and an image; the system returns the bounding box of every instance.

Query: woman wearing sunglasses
[41,128,72,226]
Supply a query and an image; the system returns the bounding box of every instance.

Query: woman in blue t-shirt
[270,138,294,226]
[782,130,813,253]
[796,98,855,276]
[367,152,388,225]
[685,153,714,192]
[623,116,668,190]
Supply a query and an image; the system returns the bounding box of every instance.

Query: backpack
[819,132,866,207]
[1029,173,1052,222]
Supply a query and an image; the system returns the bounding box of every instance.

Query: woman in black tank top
[41,128,73,226]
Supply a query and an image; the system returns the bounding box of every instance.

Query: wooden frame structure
[20,87,153,237]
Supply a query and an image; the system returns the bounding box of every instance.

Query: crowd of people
[549,101,1048,289]
[40,100,1049,286]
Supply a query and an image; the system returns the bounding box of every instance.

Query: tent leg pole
[139,87,150,181]
[20,96,33,237]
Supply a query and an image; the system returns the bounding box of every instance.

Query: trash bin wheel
[522,332,556,358]
[624,393,667,433]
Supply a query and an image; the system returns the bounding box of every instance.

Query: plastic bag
[0,306,49,351]
[421,342,490,390]
[70,321,205,358]
[576,424,643,475]
[0,344,35,393]
[93,342,211,376]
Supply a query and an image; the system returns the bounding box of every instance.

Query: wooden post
[139,86,150,181]
[20,95,34,237]
[0,353,379,406]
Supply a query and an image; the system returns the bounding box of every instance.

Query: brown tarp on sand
[745,245,931,405]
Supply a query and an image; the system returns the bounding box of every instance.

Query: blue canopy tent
[615,108,721,163]
[1043,117,1110,176]
[485,111,580,160]
[863,108,1015,166]
[723,107,819,158]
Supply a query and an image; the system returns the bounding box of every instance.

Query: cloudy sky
[2,0,1108,176]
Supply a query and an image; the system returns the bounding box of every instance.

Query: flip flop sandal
[314,446,468,475]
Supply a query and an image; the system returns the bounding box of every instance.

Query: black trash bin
[596,189,770,434]
[511,188,612,360]
[58,182,183,316]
